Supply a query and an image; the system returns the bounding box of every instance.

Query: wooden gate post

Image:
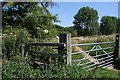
[114,34,120,64]
[58,33,72,65]
[67,34,72,66]
[58,34,66,63]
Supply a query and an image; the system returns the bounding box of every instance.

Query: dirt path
[74,46,99,64]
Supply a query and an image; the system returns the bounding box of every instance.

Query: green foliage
[100,16,117,35]
[2,57,120,79]
[65,27,77,37]
[73,6,99,36]
[2,25,30,60]
[114,58,120,69]
[23,13,58,40]
[2,2,38,27]
[2,2,56,27]
[2,2,59,39]
[54,25,77,37]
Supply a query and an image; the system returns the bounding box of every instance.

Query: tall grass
[72,34,115,44]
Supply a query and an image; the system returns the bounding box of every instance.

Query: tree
[2,2,59,38]
[2,2,38,27]
[100,16,117,35]
[73,6,99,36]
[65,26,77,37]
[2,2,56,27]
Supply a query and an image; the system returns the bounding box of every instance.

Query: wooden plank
[28,43,66,47]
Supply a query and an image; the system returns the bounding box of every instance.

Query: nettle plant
[2,25,30,60]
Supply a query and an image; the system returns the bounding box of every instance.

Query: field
[71,34,115,44]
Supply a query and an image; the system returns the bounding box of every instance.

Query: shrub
[35,26,58,42]
[2,25,30,60]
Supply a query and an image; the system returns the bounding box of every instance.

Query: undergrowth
[2,57,120,79]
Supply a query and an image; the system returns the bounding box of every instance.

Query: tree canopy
[100,16,117,35]
[73,6,99,36]
[2,2,58,38]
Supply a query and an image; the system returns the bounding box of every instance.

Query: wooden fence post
[114,34,120,64]
[58,33,72,65]
[58,34,66,63]
[67,34,72,66]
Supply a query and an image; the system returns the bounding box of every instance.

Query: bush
[2,25,30,60]
[36,27,58,42]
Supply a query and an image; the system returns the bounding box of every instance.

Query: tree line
[55,6,119,36]
[73,6,119,36]
[2,2,119,37]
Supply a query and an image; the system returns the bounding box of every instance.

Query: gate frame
[113,34,120,64]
